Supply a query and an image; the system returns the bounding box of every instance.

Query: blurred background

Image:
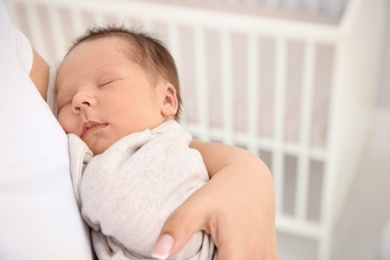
[4,0,389,259]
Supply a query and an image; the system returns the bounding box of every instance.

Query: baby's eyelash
[99,79,115,87]
[98,77,125,88]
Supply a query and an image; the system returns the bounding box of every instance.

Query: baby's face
[56,37,166,155]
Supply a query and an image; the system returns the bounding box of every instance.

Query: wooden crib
[4,0,386,259]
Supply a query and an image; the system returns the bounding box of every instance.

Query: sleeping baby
[55,25,217,260]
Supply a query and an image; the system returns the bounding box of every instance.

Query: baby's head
[67,25,182,114]
[56,25,181,154]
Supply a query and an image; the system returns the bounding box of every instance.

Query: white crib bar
[220,30,234,145]
[246,33,260,155]
[306,0,321,14]
[267,0,279,8]
[10,0,342,43]
[93,11,108,27]
[24,4,47,60]
[295,40,316,222]
[194,26,210,141]
[273,37,287,215]
[47,5,68,61]
[276,214,322,238]
[167,23,186,124]
[140,20,155,35]
[245,0,258,5]
[69,8,85,42]
[319,155,333,260]
[285,0,300,11]
[328,0,344,17]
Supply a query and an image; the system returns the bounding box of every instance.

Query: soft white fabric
[69,120,217,260]
[47,60,61,116]
[0,1,92,259]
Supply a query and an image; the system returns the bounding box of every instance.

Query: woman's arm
[153,140,278,259]
[30,49,49,100]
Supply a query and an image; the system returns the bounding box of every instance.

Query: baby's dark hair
[68,25,182,117]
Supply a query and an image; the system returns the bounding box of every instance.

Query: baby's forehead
[73,35,130,51]
[61,34,157,81]
[63,36,135,63]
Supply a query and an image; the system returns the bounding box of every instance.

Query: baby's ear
[159,82,178,118]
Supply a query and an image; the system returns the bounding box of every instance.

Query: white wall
[378,1,390,111]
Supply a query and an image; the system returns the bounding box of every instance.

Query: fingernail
[151,234,174,259]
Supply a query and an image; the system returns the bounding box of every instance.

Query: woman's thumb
[151,194,211,259]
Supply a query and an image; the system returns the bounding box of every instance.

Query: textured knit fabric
[69,120,217,260]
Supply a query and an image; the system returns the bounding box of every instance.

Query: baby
[55,25,217,259]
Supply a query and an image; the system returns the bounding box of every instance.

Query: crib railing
[4,0,386,259]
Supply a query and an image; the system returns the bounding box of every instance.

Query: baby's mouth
[81,121,108,138]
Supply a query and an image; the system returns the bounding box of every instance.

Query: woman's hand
[152,140,277,259]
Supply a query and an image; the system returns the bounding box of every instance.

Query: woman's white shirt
[0,1,92,259]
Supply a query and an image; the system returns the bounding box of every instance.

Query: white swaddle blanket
[68,120,217,260]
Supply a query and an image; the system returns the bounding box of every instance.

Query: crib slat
[167,23,185,124]
[295,40,315,222]
[47,5,68,61]
[194,26,210,141]
[246,33,260,155]
[285,0,300,11]
[69,8,85,40]
[245,0,259,5]
[93,12,107,27]
[328,0,345,17]
[25,4,48,61]
[273,37,287,215]
[167,24,182,77]
[220,30,234,145]
[307,0,321,15]
[267,0,279,8]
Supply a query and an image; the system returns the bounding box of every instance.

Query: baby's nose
[72,92,96,113]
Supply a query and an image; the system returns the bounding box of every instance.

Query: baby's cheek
[58,114,78,135]
[57,114,67,129]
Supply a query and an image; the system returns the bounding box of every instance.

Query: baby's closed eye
[98,80,115,88]
[97,76,126,88]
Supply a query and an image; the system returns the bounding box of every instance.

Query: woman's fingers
[151,234,175,259]
[152,187,214,258]
[152,150,278,260]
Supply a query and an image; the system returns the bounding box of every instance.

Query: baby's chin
[87,141,110,156]
[85,133,124,155]
[89,147,108,155]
